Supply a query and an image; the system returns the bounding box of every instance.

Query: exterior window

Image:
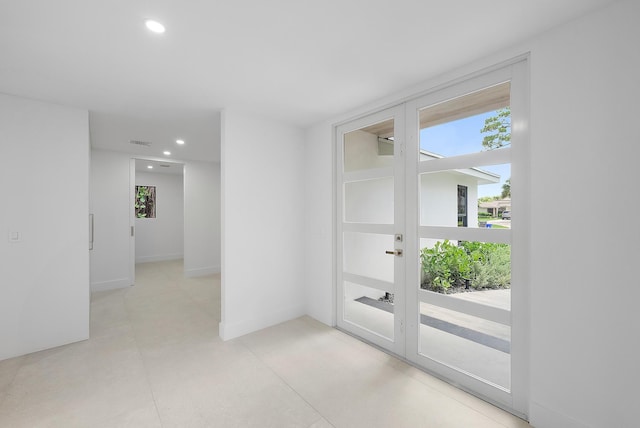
[457,185,467,227]
[135,185,156,218]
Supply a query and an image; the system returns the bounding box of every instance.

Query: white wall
[526,1,638,427]
[303,1,639,426]
[90,150,132,290]
[135,171,184,263]
[90,149,220,289]
[220,110,306,340]
[184,160,221,277]
[0,93,89,361]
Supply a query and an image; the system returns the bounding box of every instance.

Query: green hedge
[420,240,510,293]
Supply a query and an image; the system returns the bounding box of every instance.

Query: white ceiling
[0,0,616,161]
[135,158,183,175]
[89,110,220,162]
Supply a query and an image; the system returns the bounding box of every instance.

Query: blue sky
[420,110,510,198]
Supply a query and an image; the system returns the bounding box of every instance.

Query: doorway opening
[131,159,185,282]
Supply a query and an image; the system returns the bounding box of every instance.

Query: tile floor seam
[119,286,168,428]
[240,341,339,428]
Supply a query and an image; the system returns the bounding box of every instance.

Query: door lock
[385,249,403,257]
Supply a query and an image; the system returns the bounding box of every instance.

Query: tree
[501,179,511,199]
[481,107,510,150]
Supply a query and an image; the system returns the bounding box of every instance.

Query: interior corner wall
[0,93,90,361]
[220,110,306,340]
[302,1,639,426]
[303,125,334,325]
[183,160,221,277]
[89,149,133,291]
[135,171,184,263]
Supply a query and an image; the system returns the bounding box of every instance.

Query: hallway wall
[184,160,221,277]
[135,170,184,263]
[0,93,90,360]
[90,150,131,290]
[220,110,306,340]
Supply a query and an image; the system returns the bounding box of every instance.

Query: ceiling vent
[129,140,152,147]
[160,164,171,168]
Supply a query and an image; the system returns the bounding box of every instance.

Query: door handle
[385,249,403,256]
[89,214,94,250]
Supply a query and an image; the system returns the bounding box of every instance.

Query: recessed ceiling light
[163,151,171,156]
[147,165,153,169]
[145,20,165,34]
[176,139,185,145]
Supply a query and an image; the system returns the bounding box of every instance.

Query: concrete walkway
[447,288,511,311]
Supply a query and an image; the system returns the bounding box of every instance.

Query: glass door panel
[337,107,404,354]
[344,281,394,340]
[407,72,516,407]
[343,232,394,283]
[344,178,394,224]
[418,300,511,388]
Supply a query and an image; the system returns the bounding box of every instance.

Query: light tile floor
[0,260,530,427]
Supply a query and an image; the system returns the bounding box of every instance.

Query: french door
[336,105,406,356]
[336,61,528,416]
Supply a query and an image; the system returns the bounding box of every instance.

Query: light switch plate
[8,231,21,242]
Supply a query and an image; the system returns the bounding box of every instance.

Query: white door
[336,61,529,416]
[336,105,406,356]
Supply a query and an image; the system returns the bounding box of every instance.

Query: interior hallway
[0,261,529,427]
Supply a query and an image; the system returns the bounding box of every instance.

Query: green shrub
[421,240,510,293]
[420,240,471,292]
[461,242,511,289]
[478,212,492,218]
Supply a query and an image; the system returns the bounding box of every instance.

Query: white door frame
[129,158,136,285]
[128,158,187,286]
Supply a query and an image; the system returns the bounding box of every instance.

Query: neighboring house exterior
[479,198,511,217]
[418,150,499,229]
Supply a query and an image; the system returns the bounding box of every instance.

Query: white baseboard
[1,333,89,362]
[91,278,132,292]
[530,401,587,428]
[135,253,183,264]
[219,304,306,341]
[184,265,220,278]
